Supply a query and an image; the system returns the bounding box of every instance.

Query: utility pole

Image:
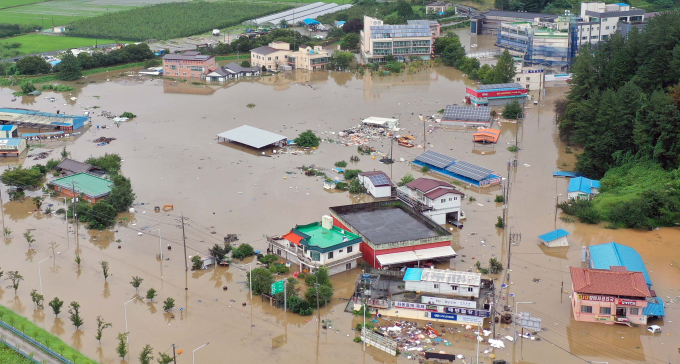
[491,288,497,340]
[181,212,189,292]
[172,344,177,364]
[423,116,427,152]
[315,274,320,322]
[508,230,521,270]
[72,181,78,243]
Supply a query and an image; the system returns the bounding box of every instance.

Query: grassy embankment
[2,34,125,56]
[0,61,147,87]
[0,305,95,364]
[0,342,32,364]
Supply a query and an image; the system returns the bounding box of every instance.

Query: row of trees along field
[66,2,291,41]
[555,10,680,229]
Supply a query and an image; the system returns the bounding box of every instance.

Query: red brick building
[162,51,215,80]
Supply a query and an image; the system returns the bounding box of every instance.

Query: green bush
[232,243,255,260]
[348,178,367,194]
[269,264,290,274]
[494,195,505,203]
[502,100,523,119]
[343,169,362,180]
[495,216,504,229]
[294,130,321,148]
[85,154,121,174]
[334,161,347,168]
[420,166,430,173]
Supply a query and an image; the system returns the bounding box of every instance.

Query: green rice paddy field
[5,34,125,55]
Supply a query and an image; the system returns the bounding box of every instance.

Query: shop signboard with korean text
[577,294,615,302]
[444,307,490,318]
[618,299,638,306]
[393,301,438,312]
[420,296,476,309]
[426,312,484,325]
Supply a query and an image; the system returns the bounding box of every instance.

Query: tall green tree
[56,50,82,81]
[68,301,84,329]
[246,267,274,295]
[487,49,515,84]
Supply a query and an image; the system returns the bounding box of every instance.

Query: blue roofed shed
[568,177,600,200]
[538,228,570,247]
[589,242,652,287]
[643,298,665,318]
[303,18,320,25]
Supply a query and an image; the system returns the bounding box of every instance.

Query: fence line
[0,337,43,364]
[0,319,74,364]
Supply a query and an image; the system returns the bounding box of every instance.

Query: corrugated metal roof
[217,125,287,149]
[0,125,16,131]
[56,158,94,174]
[538,228,570,242]
[442,105,492,122]
[642,298,665,316]
[51,173,113,198]
[477,83,524,90]
[589,242,652,286]
[0,138,22,147]
[568,176,600,194]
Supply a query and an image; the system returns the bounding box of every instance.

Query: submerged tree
[23,231,35,247]
[162,298,175,312]
[130,276,144,293]
[116,332,128,358]
[49,297,64,317]
[95,316,112,345]
[30,289,44,309]
[68,301,84,329]
[5,271,23,295]
[139,344,154,364]
[100,261,110,281]
[146,288,157,302]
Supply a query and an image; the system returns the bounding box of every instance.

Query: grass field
[0,305,95,364]
[0,343,32,364]
[0,0,51,10]
[3,34,125,55]
[0,0,187,26]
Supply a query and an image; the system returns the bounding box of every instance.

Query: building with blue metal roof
[0,138,27,157]
[538,228,570,247]
[413,150,501,187]
[589,242,651,286]
[0,125,18,139]
[0,108,88,132]
[568,176,600,200]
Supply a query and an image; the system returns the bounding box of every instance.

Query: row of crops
[66,1,292,41]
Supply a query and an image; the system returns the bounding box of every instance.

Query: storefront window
[599,307,611,315]
[630,307,639,315]
[581,305,593,313]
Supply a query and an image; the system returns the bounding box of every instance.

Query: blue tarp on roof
[568,176,600,194]
[404,268,424,281]
[642,299,665,317]
[553,170,583,178]
[303,18,320,25]
[538,229,570,242]
[335,21,346,27]
[589,242,652,286]
[49,60,61,66]
[0,125,15,131]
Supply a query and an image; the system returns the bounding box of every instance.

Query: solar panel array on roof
[415,150,456,169]
[446,160,494,181]
[477,83,523,90]
[368,174,390,187]
[442,105,492,122]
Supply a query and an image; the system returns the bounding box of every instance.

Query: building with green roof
[51,173,113,203]
[267,215,363,275]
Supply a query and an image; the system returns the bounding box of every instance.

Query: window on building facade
[454,197,457,200]
[630,307,639,315]
[347,246,353,253]
[516,77,521,81]
[605,26,610,30]
[171,65,177,70]
[345,263,352,270]
[467,287,473,292]
[433,283,439,289]
[581,305,593,313]
[582,36,587,40]
[526,77,530,81]
[599,307,612,315]
[311,251,320,261]
[268,57,271,60]
[328,251,334,259]
[592,36,598,39]
[182,73,187,76]
[441,198,446,203]
[451,285,458,290]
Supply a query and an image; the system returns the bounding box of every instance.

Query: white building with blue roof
[568,176,600,200]
[538,228,570,247]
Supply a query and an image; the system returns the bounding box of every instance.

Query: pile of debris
[337,125,394,146]
[94,137,116,144]
[28,151,50,160]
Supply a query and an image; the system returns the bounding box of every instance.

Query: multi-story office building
[360,16,434,62]
[496,21,572,67]
[575,2,645,47]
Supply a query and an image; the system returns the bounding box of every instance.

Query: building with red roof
[570,267,652,326]
[397,177,465,225]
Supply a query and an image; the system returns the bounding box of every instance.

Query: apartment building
[162,51,215,79]
[575,2,644,47]
[250,41,292,71]
[360,16,433,62]
[288,45,330,70]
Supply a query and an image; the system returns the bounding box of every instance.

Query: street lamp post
[239,263,252,299]
[513,301,535,345]
[38,255,52,295]
[124,298,135,345]
[151,228,162,260]
[192,342,209,364]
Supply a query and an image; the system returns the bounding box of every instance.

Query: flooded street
[0,44,678,363]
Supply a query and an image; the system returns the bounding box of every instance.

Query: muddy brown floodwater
[1,39,679,364]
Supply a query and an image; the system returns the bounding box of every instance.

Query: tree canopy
[57,51,82,81]
[1,166,44,187]
[16,56,51,75]
[294,130,321,148]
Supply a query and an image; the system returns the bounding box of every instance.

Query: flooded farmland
[0,36,679,364]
